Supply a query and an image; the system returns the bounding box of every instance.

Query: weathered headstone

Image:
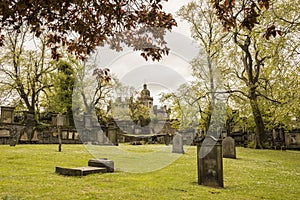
[74,132,79,140]
[172,133,184,154]
[88,158,114,172]
[107,126,118,146]
[84,114,93,129]
[164,134,171,145]
[20,128,29,142]
[62,131,68,139]
[197,136,223,188]
[222,136,236,159]
[31,129,39,143]
[56,114,65,126]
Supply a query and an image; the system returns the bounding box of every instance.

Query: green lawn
[0,144,299,200]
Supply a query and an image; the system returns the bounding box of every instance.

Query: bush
[247,141,255,148]
[247,141,272,149]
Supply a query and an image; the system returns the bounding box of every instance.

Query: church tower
[138,84,153,108]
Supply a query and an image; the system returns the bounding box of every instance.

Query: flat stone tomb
[56,166,107,176]
[88,158,114,172]
[56,158,114,176]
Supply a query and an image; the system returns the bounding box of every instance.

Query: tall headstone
[84,114,93,129]
[172,133,184,154]
[222,136,236,159]
[164,134,171,145]
[107,125,118,146]
[197,136,223,188]
[56,114,65,126]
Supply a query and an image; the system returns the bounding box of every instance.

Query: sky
[91,0,200,106]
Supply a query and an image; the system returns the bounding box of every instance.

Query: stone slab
[56,166,107,176]
[88,158,114,172]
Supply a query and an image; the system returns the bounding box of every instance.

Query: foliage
[73,60,114,118]
[209,0,299,148]
[177,0,228,134]
[160,83,201,130]
[48,60,76,125]
[0,0,177,60]
[129,96,151,127]
[175,0,300,148]
[210,0,275,34]
[0,28,55,119]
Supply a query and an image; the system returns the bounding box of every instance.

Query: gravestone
[56,158,114,176]
[62,131,68,139]
[172,133,184,154]
[197,136,223,188]
[19,127,29,142]
[84,114,93,129]
[31,129,39,143]
[88,158,114,172]
[164,134,172,145]
[107,125,118,146]
[56,114,65,126]
[222,136,236,159]
[74,132,79,140]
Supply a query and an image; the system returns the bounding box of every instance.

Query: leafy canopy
[0,0,176,60]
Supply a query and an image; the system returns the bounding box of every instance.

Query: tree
[72,59,115,125]
[218,0,300,148]
[128,96,151,127]
[177,0,228,135]
[160,83,201,130]
[210,0,273,33]
[49,60,76,126]
[0,28,55,121]
[0,0,177,61]
[205,0,270,148]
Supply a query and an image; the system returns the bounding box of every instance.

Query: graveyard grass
[0,145,299,200]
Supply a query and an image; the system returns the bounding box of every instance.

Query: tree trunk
[249,90,266,149]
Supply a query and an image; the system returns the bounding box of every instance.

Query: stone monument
[107,125,118,146]
[172,133,184,154]
[196,136,223,188]
[222,136,236,159]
